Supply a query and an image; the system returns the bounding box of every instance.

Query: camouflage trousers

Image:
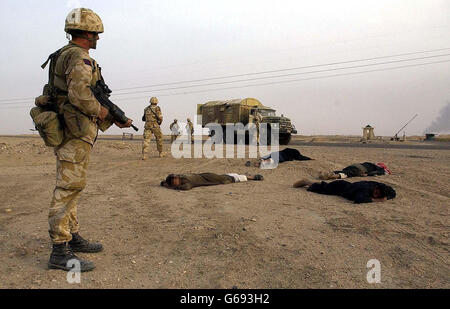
[142,125,163,155]
[48,139,92,244]
[256,124,260,144]
[170,134,179,143]
[188,132,194,144]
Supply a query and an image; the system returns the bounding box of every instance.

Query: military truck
[197,98,297,145]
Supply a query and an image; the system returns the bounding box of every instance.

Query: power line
[111,53,450,96]
[112,25,450,77]
[113,48,450,92]
[1,47,450,104]
[4,58,447,109]
[0,105,31,109]
[2,52,450,106]
[112,59,450,101]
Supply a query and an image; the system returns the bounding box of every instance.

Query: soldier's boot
[142,155,147,161]
[69,233,103,253]
[159,152,166,158]
[48,243,95,272]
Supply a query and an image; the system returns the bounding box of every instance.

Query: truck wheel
[279,134,292,145]
[222,126,228,144]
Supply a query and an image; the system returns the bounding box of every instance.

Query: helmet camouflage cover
[150,97,159,104]
[65,8,104,34]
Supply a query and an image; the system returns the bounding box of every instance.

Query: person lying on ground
[293,179,396,204]
[245,148,312,168]
[161,173,264,190]
[319,162,392,180]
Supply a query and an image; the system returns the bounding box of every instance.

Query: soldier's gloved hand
[115,119,133,128]
[98,106,109,121]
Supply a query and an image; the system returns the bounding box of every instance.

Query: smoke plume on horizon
[424,101,450,134]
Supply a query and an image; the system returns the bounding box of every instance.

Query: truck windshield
[259,110,276,117]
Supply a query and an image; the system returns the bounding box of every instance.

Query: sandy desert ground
[0,134,448,289]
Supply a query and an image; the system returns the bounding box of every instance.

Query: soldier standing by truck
[142,97,165,159]
[186,118,194,144]
[253,109,263,145]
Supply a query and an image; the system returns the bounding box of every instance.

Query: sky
[0,0,449,136]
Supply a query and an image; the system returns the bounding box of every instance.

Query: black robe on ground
[307,180,396,204]
[263,148,312,163]
[336,162,386,177]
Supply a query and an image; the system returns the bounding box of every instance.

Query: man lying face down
[246,148,312,169]
[319,162,392,180]
[161,173,264,190]
[293,179,396,204]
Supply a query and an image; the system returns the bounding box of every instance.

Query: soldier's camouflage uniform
[48,42,113,244]
[186,120,194,143]
[254,111,263,144]
[142,104,163,156]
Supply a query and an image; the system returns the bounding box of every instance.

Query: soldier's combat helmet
[150,97,159,105]
[65,8,104,34]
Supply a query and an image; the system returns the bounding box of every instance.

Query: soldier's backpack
[30,50,66,147]
[30,106,64,147]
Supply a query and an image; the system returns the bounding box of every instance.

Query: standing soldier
[44,8,133,272]
[142,97,165,159]
[186,118,194,144]
[253,110,263,145]
[170,119,180,143]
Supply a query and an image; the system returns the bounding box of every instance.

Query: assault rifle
[91,80,139,132]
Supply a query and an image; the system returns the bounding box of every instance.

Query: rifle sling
[148,107,161,124]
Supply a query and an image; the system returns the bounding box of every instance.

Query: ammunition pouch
[61,103,91,138]
[30,106,64,147]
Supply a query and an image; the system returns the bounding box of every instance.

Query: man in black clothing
[246,148,312,168]
[319,162,392,180]
[293,179,396,204]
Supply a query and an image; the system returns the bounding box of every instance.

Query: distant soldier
[170,119,180,143]
[253,110,263,145]
[142,97,165,159]
[186,118,194,144]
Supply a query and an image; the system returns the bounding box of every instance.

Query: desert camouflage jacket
[53,41,113,145]
[144,105,163,127]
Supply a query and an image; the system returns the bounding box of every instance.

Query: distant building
[362,125,376,140]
